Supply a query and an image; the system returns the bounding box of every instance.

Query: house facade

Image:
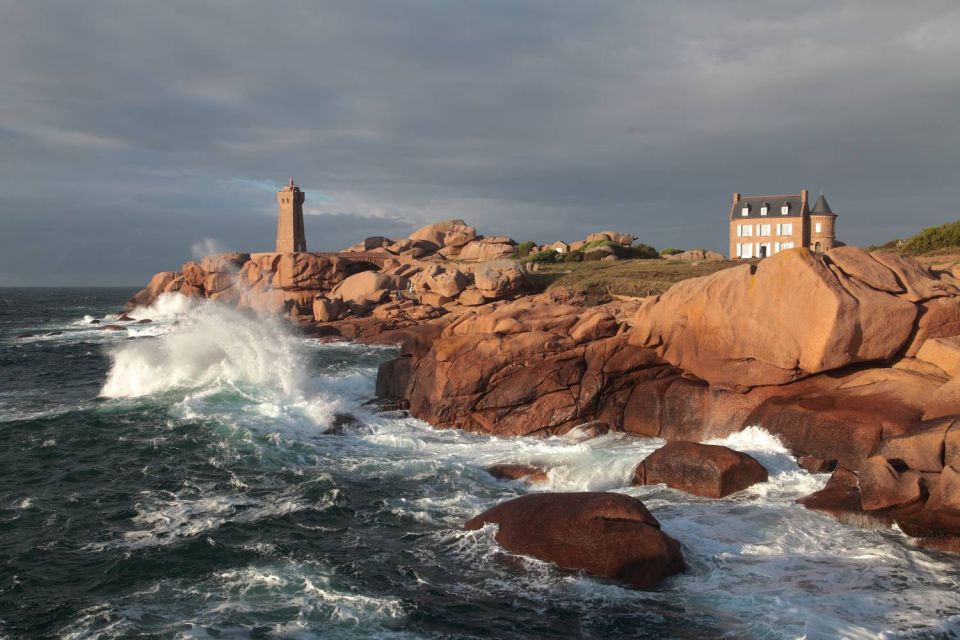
[728,189,837,259]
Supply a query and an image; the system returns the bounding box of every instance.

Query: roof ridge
[740,193,801,199]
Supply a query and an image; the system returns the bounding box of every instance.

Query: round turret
[809,192,837,253]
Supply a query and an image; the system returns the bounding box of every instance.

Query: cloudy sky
[1,1,958,285]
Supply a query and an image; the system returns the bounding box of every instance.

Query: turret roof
[810,192,836,216]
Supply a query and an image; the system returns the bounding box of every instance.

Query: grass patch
[866,220,960,255]
[528,258,740,298]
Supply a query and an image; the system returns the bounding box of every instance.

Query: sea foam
[100,297,345,429]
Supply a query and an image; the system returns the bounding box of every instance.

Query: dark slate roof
[810,192,836,216]
[730,194,805,219]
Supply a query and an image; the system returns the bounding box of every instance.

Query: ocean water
[2,288,960,639]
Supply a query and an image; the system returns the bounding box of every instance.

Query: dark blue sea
[2,287,960,639]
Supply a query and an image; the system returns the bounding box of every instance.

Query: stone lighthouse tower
[808,192,837,253]
[275,177,306,253]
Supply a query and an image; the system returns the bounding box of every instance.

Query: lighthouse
[275,177,306,253]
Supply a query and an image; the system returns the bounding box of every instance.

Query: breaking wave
[100,297,346,429]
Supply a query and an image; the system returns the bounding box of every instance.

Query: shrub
[563,250,584,263]
[628,243,660,259]
[528,249,561,264]
[660,247,683,256]
[898,221,960,255]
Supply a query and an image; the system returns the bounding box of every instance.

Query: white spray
[100,295,344,428]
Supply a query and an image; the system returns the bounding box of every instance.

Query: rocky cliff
[374,246,960,549]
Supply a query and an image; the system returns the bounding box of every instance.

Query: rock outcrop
[389,294,660,437]
[629,247,950,390]
[409,219,477,249]
[662,249,725,262]
[464,492,685,589]
[855,416,960,540]
[457,236,517,262]
[633,441,768,498]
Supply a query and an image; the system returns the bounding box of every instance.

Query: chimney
[733,192,741,205]
[800,189,808,210]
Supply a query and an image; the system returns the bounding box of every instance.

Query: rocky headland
[128,219,960,587]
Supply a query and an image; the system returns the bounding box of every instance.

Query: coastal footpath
[129,219,960,585]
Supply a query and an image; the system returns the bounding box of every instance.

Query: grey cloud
[0,1,958,285]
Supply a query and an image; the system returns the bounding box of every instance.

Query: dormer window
[781,202,790,215]
[741,205,750,216]
[761,202,769,216]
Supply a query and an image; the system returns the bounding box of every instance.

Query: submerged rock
[485,463,549,484]
[633,441,768,498]
[465,492,685,589]
[323,413,372,436]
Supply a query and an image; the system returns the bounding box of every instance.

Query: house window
[741,243,753,259]
[781,205,790,215]
[740,225,752,237]
[782,241,794,250]
[761,206,768,216]
[759,224,771,237]
[815,222,822,233]
[782,223,793,235]
[741,205,750,216]
[774,242,781,253]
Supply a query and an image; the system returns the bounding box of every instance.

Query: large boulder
[203,272,234,294]
[126,271,177,308]
[743,367,940,471]
[396,296,669,437]
[458,237,517,262]
[345,236,392,252]
[181,261,206,287]
[904,297,960,356]
[585,231,636,246]
[633,441,768,498]
[856,416,960,540]
[629,248,919,389]
[274,253,347,291]
[200,252,250,274]
[313,297,345,323]
[925,376,960,420]
[414,265,470,299]
[472,261,526,299]
[409,219,477,248]
[464,492,685,589]
[869,252,959,302]
[916,337,960,377]
[331,271,394,306]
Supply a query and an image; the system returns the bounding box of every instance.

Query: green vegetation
[631,243,659,259]
[898,221,960,255]
[527,258,737,299]
[562,240,660,262]
[514,240,537,258]
[659,247,683,256]
[528,249,562,264]
[865,220,960,255]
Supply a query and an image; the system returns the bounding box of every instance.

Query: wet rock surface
[465,492,686,589]
[632,441,768,498]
